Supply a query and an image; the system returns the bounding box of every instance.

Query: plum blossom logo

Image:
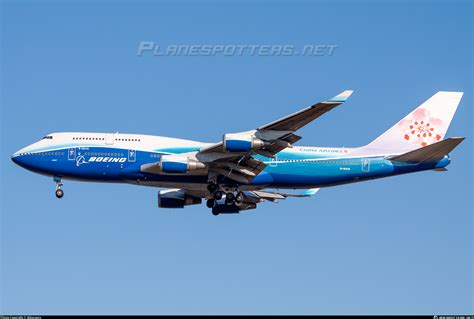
[399,108,443,147]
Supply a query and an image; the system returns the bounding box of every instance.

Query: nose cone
[11,151,25,167]
[12,144,33,168]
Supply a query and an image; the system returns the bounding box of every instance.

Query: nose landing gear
[54,176,64,199]
[55,188,64,198]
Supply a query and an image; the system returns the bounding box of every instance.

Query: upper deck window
[42,135,53,140]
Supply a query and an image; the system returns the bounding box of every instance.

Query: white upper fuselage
[14,132,210,157]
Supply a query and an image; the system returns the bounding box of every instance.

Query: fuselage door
[68,148,76,161]
[105,134,115,145]
[362,158,370,172]
[128,149,136,162]
[269,155,278,167]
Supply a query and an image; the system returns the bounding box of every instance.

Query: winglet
[326,90,354,103]
[282,188,320,197]
[301,188,320,196]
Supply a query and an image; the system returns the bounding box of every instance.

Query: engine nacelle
[223,133,265,152]
[160,155,206,174]
[158,189,202,208]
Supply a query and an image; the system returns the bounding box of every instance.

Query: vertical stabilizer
[364,91,463,152]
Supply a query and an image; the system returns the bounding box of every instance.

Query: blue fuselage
[12,145,450,189]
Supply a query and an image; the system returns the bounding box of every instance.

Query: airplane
[11,90,465,215]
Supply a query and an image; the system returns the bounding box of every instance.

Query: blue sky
[1,0,472,314]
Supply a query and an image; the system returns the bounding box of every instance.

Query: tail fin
[389,137,464,163]
[364,91,463,152]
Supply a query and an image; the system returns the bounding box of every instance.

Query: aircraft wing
[196,90,353,183]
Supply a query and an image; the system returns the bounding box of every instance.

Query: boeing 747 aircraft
[12,91,464,215]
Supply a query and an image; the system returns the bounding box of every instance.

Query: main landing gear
[211,206,221,216]
[207,183,244,216]
[54,176,64,199]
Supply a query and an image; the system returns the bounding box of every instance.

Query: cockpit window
[42,135,53,140]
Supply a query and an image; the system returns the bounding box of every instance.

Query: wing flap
[209,156,267,183]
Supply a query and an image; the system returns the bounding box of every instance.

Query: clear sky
[1,0,472,315]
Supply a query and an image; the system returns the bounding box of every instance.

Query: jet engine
[158,189,202,208]
[159,155,206,174]
[223,133,265,152]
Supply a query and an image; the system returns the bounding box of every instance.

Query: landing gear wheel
[214,191,223,200]
[212,207,220,216]
[55,188,64,199]
[225,192,235,205]
[234,192,243,206]
[235,192,243,202]
[207,183,218,193]
[206,199,215,208]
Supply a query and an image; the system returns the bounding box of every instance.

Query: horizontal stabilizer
[389,137,465,163]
